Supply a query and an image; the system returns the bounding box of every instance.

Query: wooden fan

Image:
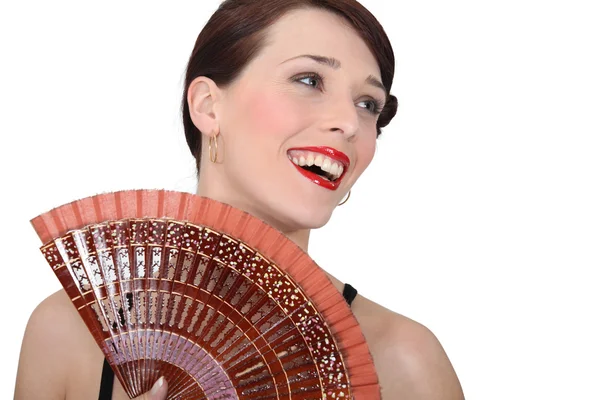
[31,189,379,399]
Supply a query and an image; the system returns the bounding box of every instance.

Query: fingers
[132,377,168,400]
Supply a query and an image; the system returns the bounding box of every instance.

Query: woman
[15,1,464,399]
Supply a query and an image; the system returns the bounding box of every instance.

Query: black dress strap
[98,357,114,400]
[343,283,358,306]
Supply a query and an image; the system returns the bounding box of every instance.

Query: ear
[187,76,222,137]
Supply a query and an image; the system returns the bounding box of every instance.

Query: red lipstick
[293,146,350,168]
[288,146,350,191]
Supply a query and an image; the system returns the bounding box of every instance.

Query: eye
[358,98,384,115]
[293,72,324,90]
[292,72,384,115]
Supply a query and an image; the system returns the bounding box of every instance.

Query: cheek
[242,90,302,138]
[355,136,377,171]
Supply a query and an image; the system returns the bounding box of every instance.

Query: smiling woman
[14,1,463,399]
[183,1,399,239]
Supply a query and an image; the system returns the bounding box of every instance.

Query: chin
[233,187,337,233]
[275,202,335,231]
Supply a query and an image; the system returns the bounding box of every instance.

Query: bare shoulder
[14,289,101,399]
[352,295,465,400]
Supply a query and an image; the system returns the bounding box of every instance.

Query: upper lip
[287,146,351,168]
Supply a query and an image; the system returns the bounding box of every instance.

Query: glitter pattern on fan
[41,219,352,399]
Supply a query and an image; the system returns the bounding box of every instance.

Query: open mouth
[294,162,341,182]
[287,148,349,190]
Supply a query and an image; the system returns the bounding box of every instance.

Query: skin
[14,8,464,400]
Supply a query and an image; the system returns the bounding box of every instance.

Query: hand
[132,377,168,400]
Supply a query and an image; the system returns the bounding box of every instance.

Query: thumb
[133,377,168,400]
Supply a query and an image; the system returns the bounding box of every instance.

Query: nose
[321,97,360,140]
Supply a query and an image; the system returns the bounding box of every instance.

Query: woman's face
[198,8,386,234]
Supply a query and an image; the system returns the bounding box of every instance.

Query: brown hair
[181,0,398,175]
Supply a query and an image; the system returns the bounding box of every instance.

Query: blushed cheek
[245,91,304,137]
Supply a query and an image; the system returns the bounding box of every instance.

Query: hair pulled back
[181,0,398,175]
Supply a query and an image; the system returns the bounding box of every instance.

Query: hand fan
[31,189,379,399]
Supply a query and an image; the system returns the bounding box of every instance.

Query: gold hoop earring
[209,133,219,163]
[338,190,351,206]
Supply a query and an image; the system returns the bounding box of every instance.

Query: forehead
[258,8,381,79]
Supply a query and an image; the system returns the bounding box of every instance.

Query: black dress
[98,283,359,400]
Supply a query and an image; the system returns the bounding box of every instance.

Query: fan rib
[31,189,381,400]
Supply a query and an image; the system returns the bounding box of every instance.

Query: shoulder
[14,289,98,399]
[21,289,87,348]
[24,289,79,331]
[353,296,465,399]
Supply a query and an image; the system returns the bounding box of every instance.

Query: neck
[196,179,312,252]
[195,169,344,295]
[280,228,310,253]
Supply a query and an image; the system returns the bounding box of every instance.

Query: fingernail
[150,377,164,395]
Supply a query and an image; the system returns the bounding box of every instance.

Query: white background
[1,1,599,398]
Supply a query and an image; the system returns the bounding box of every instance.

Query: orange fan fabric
[31,189,380,399]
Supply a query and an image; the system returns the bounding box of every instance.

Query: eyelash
[293,72,384,115]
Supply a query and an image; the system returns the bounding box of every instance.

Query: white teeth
[330,163,339,177]
[314,155,324,167]
[289,151,345,180]
[332,163,344,179]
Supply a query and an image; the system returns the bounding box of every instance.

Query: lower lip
[291,162,343,190]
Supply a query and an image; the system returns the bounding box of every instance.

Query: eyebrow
[281,54,387,94]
